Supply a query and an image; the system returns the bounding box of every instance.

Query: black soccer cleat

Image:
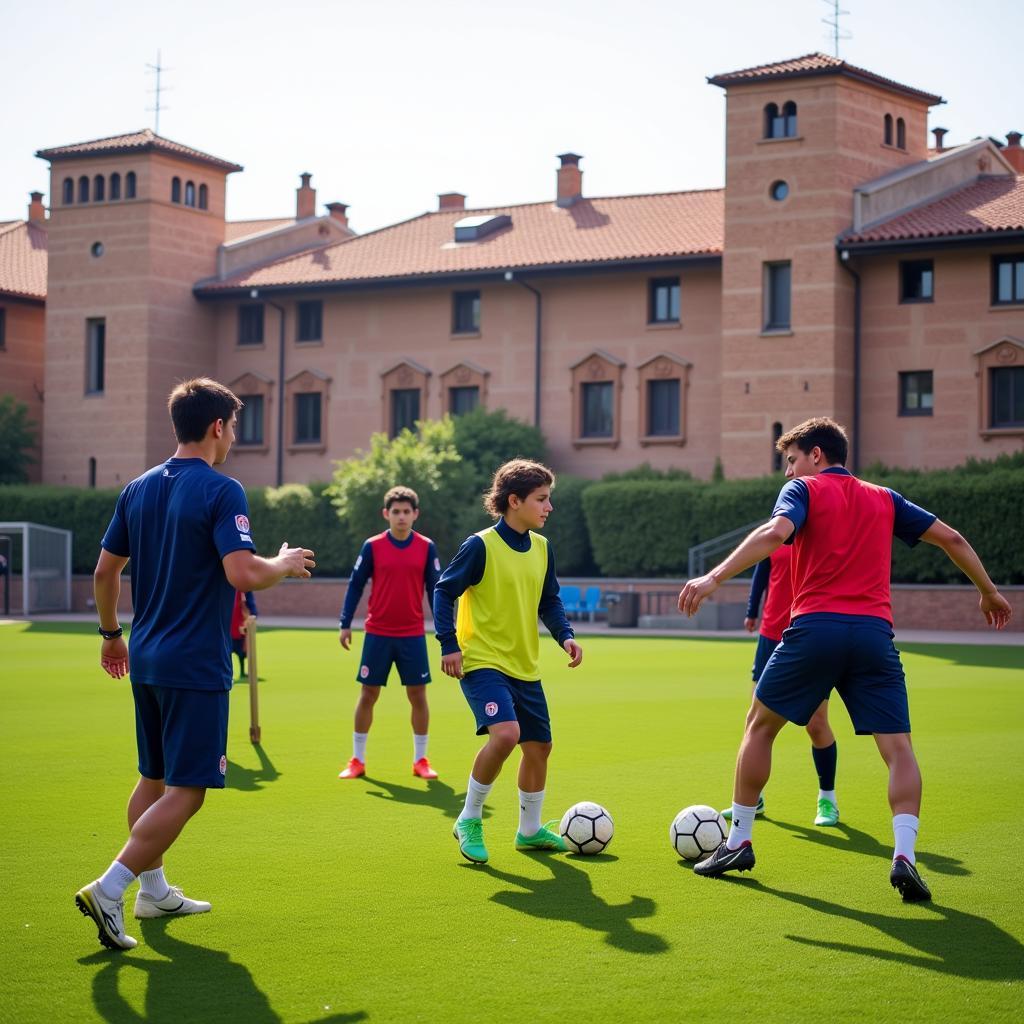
[693,840,756,877]
[890,856,931,902]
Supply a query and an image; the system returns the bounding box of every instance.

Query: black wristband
[98,626,124,640]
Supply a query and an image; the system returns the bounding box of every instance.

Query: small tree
[0,396,37,484]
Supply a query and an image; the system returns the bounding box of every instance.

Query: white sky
[2,0,1020,232]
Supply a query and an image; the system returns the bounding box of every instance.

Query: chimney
[325,201,349,227]
[438,192,466,211]
[1003,131,1024,173]
[27,191,45,223]
[556,153,583,207]
[932,127,948,152]
[296,172,316,219]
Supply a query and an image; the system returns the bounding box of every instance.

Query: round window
[770,180,789,201]
[90,241,104,258]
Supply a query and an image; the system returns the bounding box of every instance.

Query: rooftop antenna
[145,50,172,134]
[821,0,851,58]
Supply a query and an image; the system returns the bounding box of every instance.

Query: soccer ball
[670,804,727,861]
[559,802,614,855]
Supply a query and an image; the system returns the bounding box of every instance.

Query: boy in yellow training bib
[433,460,583,863]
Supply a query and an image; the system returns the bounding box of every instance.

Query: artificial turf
[1,622,1022,1023]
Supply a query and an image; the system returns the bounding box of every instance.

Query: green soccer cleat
[814,797,840,827]
[515,820,568,853]
[453,817,488,864]
[721,794,766,821]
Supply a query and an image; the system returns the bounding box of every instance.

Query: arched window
[109,173,121,200]
[93,175,105,202]
[125,172,136,198]
[783,101,798,137]
[764,103,779,138]
[78,176,90,203]
[62,178,74,204]
[896,117,906,150]
[171,177,182,203]
[772,422,783,472]
[184,180,196,207]
[884,113,893,146]
[198,184,208,210]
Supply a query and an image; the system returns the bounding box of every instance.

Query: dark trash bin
[607,591,639,627]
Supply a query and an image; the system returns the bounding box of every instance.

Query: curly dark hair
[483,459,555,517]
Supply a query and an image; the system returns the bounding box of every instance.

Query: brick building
[4,53,1023,489]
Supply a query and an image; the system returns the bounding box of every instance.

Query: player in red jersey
[338,486,441,780]
[680,417,1012,900]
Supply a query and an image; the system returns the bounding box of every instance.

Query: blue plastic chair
[583,585,608,622]
[560,584,582,620]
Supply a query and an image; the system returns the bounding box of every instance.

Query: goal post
[0,523,72,614]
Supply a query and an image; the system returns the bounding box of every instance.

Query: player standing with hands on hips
[77,378,315,951]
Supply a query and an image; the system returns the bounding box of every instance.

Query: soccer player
[679,417,1011,901]
[724,542,840,827]
[230,590,258,678]
[338,486,442,781]
[433,459,583,864]
[76,378,315,951]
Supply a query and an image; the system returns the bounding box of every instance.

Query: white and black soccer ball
[559,801,614,855]
[670,804,727,861]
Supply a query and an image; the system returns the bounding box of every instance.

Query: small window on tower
[171,177,182,203]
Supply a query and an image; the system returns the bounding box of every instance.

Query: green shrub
[0,396,38,484]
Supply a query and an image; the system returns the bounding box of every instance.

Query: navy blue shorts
[755,613,910,735]
[460,668,552,743]
[357,633,431,686]
[752,633,780,681]
[132,682,230,788]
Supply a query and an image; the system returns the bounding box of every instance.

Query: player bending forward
[77,378,314,951]
[434,459,583,864]
[679,417,1011,902]
[338,486,441,780]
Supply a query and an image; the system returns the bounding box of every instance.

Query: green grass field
[1,622,1022,1024]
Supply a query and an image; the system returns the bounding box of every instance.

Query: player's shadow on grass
[476,856,670,956]
[79,918,367,1024]
[364,776,492,821]
[747,880,1024,982]
[226,744,281,792]
[770,819,968,876]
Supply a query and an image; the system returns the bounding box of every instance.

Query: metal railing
[687,520,763,579]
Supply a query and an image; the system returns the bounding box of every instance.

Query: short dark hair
[483,459,555,517]
[776,417,849,466]
[384,485,419,511]
[167,378,242,444]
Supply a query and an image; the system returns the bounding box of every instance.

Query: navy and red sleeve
[772,479,809,542]
[887,489,937,547]
[339,540,374,628]
[432,536,486,655]
[424,540,441,600]
[746,558,771,618]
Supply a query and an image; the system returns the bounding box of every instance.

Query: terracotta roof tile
[36,129,243,173]
[224,218,296,242]
[707,52,942,105]
[196,190,724,294]
[843,175,1024,243]
[0,220,47,301]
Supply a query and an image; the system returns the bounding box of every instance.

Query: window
[884,113,893,146]
[78,176,90,203]
[198,184,208,210]
[109,173,121,200]
[125,172,136,198]
[294,392,322,444]
[0,307,5,348]
[85,318,105,394]
[184,181,196,207]
[990,367,1024,428]
[772,422,783,471]
[900,260,934,303]
[899,371,934,416]
[88,457,96,489]
[93,175,105,202]
[390,388,420,436]
[171,177,182,203]
[764,262,792,330]
[770,180,789,201]
[237,304,265,345]
[648,278,680,323]
[993,254,1024,305]
[783,101,797,137]
[448,385,479,415]
[765,102,797,138]
[764,103,779,138]
[452,290,480,333]
[646,379,680,436]
[581,381,614,438]
[238,395,265,445]
[297,300,323,342]
[62,178,74,204]
[896,117,906,150]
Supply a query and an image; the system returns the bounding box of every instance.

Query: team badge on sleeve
[235,514,251,533]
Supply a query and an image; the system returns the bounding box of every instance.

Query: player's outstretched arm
[223,542,315,592]
[920,520,1012,629]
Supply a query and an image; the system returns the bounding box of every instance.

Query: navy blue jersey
[101,457,256,690]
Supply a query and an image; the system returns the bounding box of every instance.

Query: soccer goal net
[0,522,72,615]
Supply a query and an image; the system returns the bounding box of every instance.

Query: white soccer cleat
[134,885,212,919]
[75,880,138,950]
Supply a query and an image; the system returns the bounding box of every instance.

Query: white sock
[98,860,137,901]
[460,775,492,821]
[818,789,837,804]
[726,802,758,849]
[893,813,919,864]
[138,867,170,900]
[353,732,368,763]
[413,734,428,762]
[519,789,545,836]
